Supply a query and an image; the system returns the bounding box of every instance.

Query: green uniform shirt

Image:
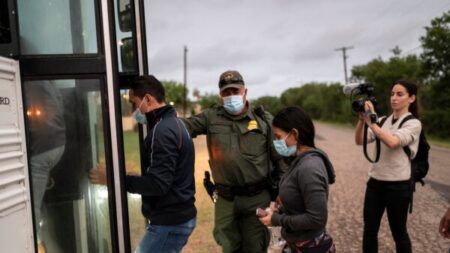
[182,103,288,186]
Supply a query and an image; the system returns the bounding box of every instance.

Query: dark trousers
[363,178,412,253]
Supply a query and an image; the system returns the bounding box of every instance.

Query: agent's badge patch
[247,120,258,130]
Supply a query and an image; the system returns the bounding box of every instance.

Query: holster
[203,171,216,202]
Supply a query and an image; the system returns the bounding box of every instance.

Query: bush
[421,109,450,138]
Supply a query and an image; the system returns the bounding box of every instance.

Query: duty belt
[216,180,268,201]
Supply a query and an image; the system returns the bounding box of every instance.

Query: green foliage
[421,78,450,109]
[251,96,282,115]
[320,83,353,122]
[280,84,318,106]
[420,10,450,79]
[162,80,189,108]
[198,93,220,109]
[421,109,450,138]
[279,82,353,122]
[418,78,450,137]
[419,10,450,137]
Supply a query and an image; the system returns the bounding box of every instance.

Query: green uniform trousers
[213,190,270,253]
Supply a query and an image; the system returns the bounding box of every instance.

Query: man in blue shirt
[90,75,196,253]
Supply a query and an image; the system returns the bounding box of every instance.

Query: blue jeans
[135,217,196,253]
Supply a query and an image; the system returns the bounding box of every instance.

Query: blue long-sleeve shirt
[126,106,196,225]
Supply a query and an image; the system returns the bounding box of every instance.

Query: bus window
[118,0,132,33]
[0,0,20,57]
[17,0,98,55]
[115,0,137,73]
[120,90,146,251]
[23,79,112,253]
[0,1,12,44]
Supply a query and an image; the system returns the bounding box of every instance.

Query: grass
[426,135,450,149]
[122,131,146,251]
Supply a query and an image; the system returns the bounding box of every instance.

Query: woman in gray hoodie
[258,106,335,253]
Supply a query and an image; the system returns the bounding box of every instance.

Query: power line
[335,46,354,84]
[402,45,422,55]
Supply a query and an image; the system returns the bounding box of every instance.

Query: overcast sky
[144,0,450,100]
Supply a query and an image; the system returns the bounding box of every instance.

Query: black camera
[343,83,377,113]
[352,96,377,113]
[343,83,382,163]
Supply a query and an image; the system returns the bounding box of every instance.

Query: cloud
[144,0,450,99]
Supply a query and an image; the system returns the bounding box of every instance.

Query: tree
[251,96,282,115]
[198,93,220,109]
[280,84,321,108]
[279,82,352,122]
[161,80,189,109]
[421,10,450,80]
[419,10,450,137]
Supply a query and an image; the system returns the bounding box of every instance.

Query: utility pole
[334,46,354,84]
[183,45,188,117]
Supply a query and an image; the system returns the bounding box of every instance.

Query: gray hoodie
[271,149,334,243]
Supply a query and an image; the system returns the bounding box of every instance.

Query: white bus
[1,0,150,252]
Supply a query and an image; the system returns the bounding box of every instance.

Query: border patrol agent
[182,70,288,253]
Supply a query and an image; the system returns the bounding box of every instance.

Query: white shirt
[367,112,422,181]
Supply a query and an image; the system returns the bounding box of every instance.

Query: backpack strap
[398,114,416,158]
[397,114,418,214]
[378,116,388,127]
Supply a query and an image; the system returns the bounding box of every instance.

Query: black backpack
[380,115,430,212]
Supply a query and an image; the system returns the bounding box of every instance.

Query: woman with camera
[258,106,336,253]
[355,80,422,253]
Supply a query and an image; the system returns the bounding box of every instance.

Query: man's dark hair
[130,75,165,103]
[273,106,316,148]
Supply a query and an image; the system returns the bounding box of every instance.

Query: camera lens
[352,99,365,112]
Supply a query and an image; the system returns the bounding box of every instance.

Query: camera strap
[363,123,381,163]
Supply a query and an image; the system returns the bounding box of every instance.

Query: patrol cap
[218,70,245,91]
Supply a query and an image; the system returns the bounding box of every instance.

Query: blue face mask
[134,98,148,125]
[223,95,244,115]
[273,132,297,157]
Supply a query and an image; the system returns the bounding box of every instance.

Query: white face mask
[273,132,297,157]
[223,95,244,115]
[134,97,147,124]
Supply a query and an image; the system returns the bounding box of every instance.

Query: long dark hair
[392,80,419,118]
[273,106,316,148]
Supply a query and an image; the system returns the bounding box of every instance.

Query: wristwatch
[369,113,378,124]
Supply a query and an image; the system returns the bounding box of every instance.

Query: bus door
[0,0,149,252]
[0,56,34,253]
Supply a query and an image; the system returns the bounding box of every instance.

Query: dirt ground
[182,122,450,253]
